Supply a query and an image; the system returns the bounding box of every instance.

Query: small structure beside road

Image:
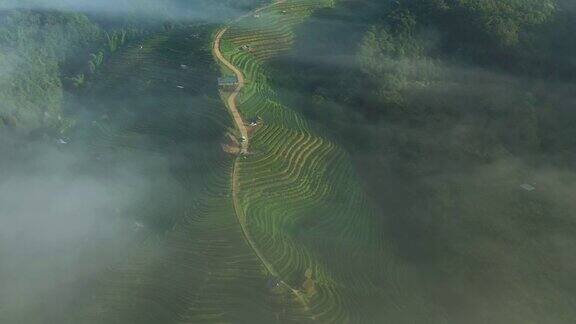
[247,116,262,127]
[520,183,536,191]
[218,76,239,90]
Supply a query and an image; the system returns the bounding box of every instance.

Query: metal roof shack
[218,76,239,87]
[248,116,261,126]
[520,183,536,191]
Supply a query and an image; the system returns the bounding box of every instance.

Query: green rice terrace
[48,0,427,322]
[65,24,310,323]
[0,1,391,323]
[214,0,429,322]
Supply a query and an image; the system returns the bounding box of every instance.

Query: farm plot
[219,0,436,322]
[71,28,308,323]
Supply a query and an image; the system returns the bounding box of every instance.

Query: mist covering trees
[0,9,147,133]
[1,0,576,321]
[272,0,576,188]
[269,0,576,321]
[0,0,266,133]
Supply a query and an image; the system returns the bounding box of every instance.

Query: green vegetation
[220,1,430,321]
[411,0,556,48]
[0,9,147,133]
[267,0,576,322]
[0,0,273,134]
[2,22,310,322]
[0,11,100,131]
[392,0,575,77]
[3,0,576,322]
[67,27,296,323]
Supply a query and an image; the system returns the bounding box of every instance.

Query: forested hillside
[0,1,267,322]
[2,0,576,322]
[0,0,266,134]
[0,11,99,131]
[270,0,576,322]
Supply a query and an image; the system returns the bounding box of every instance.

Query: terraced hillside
[217,0,437,322]
[46,1,440,322]
[66,26,310,323]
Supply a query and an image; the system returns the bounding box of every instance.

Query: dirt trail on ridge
[212,0,310,312]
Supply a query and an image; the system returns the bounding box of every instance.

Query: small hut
[218,76,239,90]
[266,277,281,289]
[239,44,253,52]
[520,183,536,191]
[248,117,259,127]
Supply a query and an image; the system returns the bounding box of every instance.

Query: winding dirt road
[212,0,310,311]
[213,28,249,154]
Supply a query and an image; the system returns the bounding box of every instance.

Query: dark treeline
[270,0,576,322]
[1,11,97,132]
[0,0,266,135]
[0,9,147,134]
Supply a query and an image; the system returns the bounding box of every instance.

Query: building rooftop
[218,76,239,86]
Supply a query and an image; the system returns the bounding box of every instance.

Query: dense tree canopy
[268,1,576,321]
[0,11,102,131]
[0,0,266,133]
[415,0,556,47]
